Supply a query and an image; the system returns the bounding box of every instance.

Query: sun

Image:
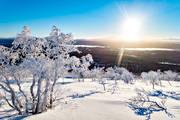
[122,17,142,42]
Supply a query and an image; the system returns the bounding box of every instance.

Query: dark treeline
[0,38,14,47]
[77,47,180,74]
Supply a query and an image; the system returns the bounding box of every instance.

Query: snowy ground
[1,79,180,120]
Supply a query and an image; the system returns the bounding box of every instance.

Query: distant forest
[0,38,14,47]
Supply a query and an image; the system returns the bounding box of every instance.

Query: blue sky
[1,0,180,40]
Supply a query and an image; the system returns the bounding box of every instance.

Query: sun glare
[122,17,142,42]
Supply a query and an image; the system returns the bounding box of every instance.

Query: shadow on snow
[56,81,73,85]
[127,90,179,120]
[148,90,180,100]
[128,103,174,120]
[68,91,101,99]
[0,109,28,120]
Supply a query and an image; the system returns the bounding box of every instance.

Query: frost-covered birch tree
[0,26,83,115]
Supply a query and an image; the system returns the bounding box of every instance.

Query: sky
[1,0,180,41]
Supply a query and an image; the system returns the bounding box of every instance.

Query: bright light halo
[122,17,142,41]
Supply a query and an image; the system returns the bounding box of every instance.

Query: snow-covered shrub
[71,54,93,82]
[105,67,115,79]
[92,67,134,91]
[128,89,174,120]
[141,71,162,89]
[91,67,106,90]
[105,67,119,81]
[163,70,178,85]
[105,67,134,84]
[105,67,119,93]
[141,70,178,88]
[80,54,93,79]
[121,71,134,84]
[119,68,134,84]
[0,26,88,115]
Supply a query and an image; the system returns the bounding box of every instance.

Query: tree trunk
[30,75,36,114]
[35,75,43,114]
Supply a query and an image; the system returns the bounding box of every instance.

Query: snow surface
[1,79,180,120]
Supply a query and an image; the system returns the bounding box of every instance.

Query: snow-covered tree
[106,67,134,84]
[118,67,134,84]
[69,54,93,82]
[91,67,106,90]
[105,67,117,80]
[141,71,161,89]
[163,70,178,85]
[0,26,82,115]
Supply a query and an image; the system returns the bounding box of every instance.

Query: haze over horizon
[1,0,180,42]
